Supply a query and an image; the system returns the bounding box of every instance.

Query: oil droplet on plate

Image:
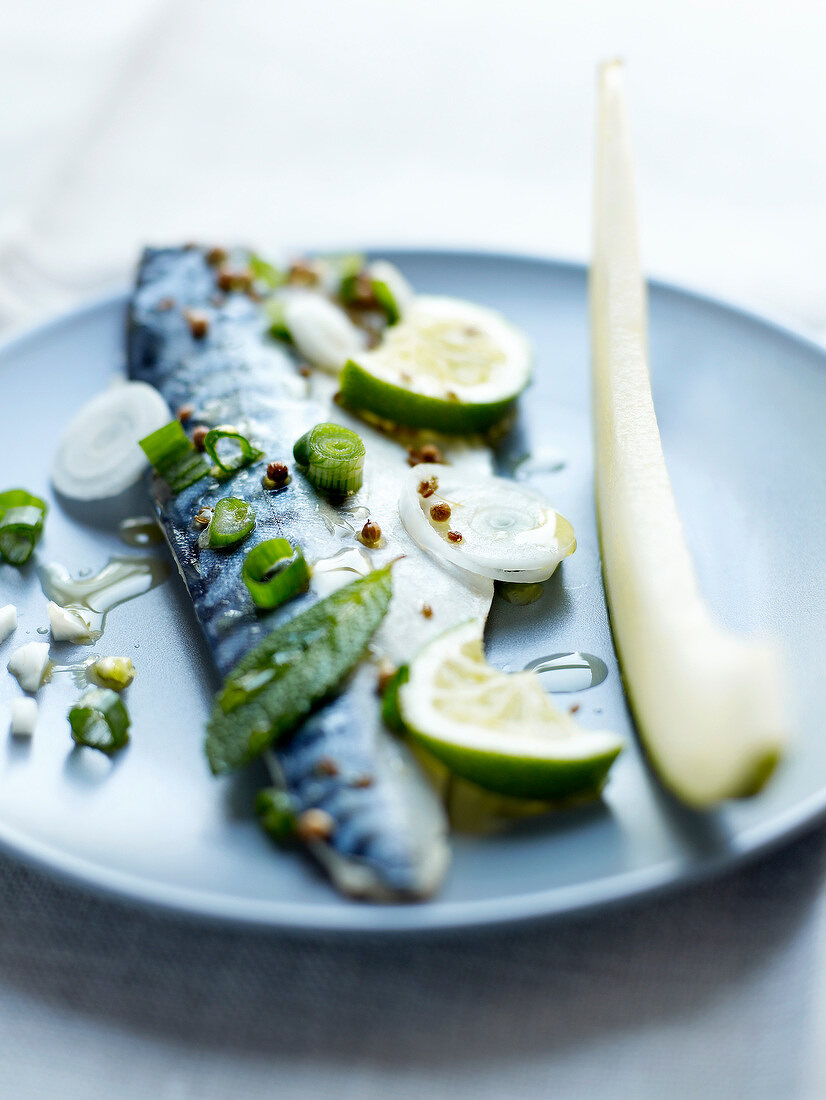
[119,517,163,548]
[38,556,170,641]
[524,652,608,693]
[311,547,372,597]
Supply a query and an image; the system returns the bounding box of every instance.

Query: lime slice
[341,296,531,433]
[397,620,623,799]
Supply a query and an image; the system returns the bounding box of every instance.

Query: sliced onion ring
[51,381,171,501]
[399,463,576,583]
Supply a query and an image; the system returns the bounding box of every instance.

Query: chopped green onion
[334,253,367,303]
[371,276,402,324]
[204,426,264,476]
[90,657,136,692]
[292,423,365,495]
[248,253,286,289]
[139,420,209,492]
[0,489,47,565]
[68,688,130,755]
[255,787,298,841]
[207,498,256,550]
[242,538,309,609]
[265,299,293,343]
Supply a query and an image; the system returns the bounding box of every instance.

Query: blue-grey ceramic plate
[1,250,824,932]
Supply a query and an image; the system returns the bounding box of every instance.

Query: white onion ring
[399,463,576,583]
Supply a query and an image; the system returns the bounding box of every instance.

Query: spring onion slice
[203,426,263,476]
[242,538,309,609]
[139,420,209,492]
[255,787,298,841]
[0,489,47,565]
[207,498,256,550]
[69,688,130,755]
[399,464,576,583]
[368,261,413,324]
[280,293,367,374]
[51,381,171,501]
[90,657,136,691]
[293,423,365,495]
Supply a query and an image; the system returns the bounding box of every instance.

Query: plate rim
[1,246,824,935]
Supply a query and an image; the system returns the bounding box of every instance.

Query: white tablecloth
[2,2,825,1095]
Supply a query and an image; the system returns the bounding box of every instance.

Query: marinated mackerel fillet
[128,246,493,900]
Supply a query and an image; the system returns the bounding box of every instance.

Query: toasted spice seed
[192,426,209,451]
[298,364,313,378]
[266,461,289,486]
[206,246,228,266]
[156,296,175,312]
[407,443,444,467]
[569,703,581,715]
[176,404,195,423]
[332,391,342,405]
[316,756,340,777]
[446,390,459,402]
[295,808,335,842]
[184,309,209,339]
[194,506,213,528]
[217,265,253,293]
[351,774,374,789]
[418,477,438,498]
[376,659,397,695]
[421,603,433,619]
[360,520,382,547]
[350,272,377,306]
[447,530,463,543]
[287,259,321,286]
[429,502,451,523]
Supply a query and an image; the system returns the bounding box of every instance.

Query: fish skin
[128,246,492,900]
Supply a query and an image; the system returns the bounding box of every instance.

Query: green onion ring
[292,423,365,495]
[68,688,131,755]
[204,426,264,475]
[242,539,310,610]
[0,489,48,565]
[139,420,209,492]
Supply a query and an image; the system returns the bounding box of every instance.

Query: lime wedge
[340,295,531,433]
[397,620,623,799]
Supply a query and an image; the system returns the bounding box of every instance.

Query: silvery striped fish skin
[127,246,493,899]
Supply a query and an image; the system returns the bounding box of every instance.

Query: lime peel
[396,620,622,800]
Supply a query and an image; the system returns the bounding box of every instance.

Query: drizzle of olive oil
[38,556,170,640]
[524,652,608,693]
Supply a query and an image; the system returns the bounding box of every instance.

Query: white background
[1,2,826,1097]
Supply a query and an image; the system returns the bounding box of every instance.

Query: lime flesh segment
[398,620,622,800]
[340,295,531,434]
[591,62,787,806]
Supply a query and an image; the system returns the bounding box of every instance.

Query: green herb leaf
[0,489,47,565]
[242,538,309,609]
[139,420,209,492]
[206,566,392,773]
[207,498,256,549]
[204,426,264,476]
[69,688,131,754]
